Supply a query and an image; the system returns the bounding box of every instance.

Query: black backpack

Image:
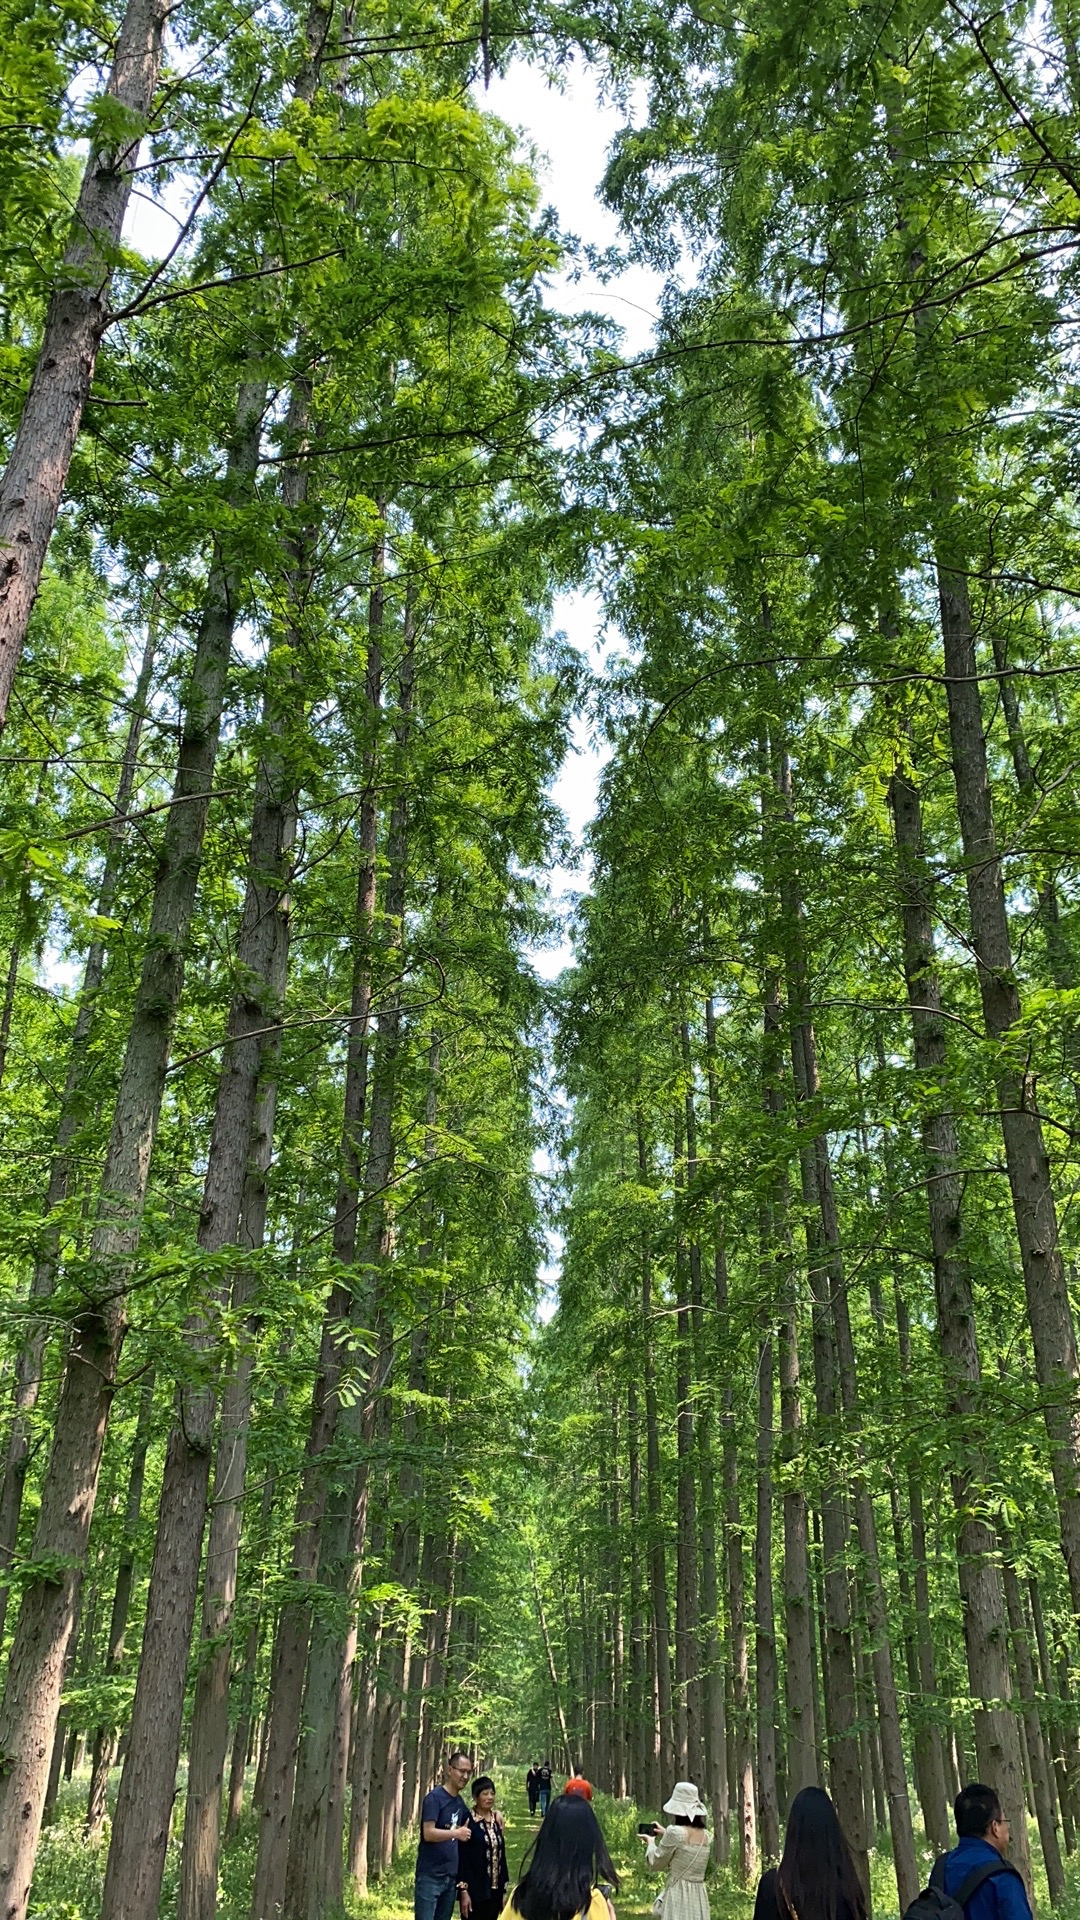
[902,1855,1024,1920]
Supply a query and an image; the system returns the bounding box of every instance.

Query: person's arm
[422,1792,466,1845]
[994,1867,1034,1920]
[645,1828,677,1870]
[458,1821,481,1917]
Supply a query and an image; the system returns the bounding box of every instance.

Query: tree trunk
[0,0,168,721]
[754,1318,779,1862]
[627,1380,654,1808]
[887,732,1032,1886]
[714,1242,756,1881]
[637,1114,674,1783]
[776,788,869,1903]
[989,628,1079,1049]
[761,980,817,1803]
[693,1292,728,1847]
[346,1638,381,1894]
[1029,1577,1078,1848]
[781,849,916,1910]
[674,1224,697,1780]
[531,1550,571,1768]
[0,608,157,1647]
[226,1618,262,1841]
[99,369,296,1920]
[0,376,265,1920]
[999,1528,1065,1902]
[251,544,384,1920]
[84,1372,156,1836]
[937,564,1080,1616]
[886,1271,951,1857]
[283,616,415,1920]
[0,940,19,1089]
[175,373,311,1920]
[820,1147,918,1907]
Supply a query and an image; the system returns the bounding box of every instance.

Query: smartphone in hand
[637,1822,657,1836]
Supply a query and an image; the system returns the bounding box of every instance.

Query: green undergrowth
[26,1766,1080,1920]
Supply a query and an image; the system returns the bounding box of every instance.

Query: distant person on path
[536,1760,553,1818]
[512,1792,618,1920]
[640,1780,710,1920]
[935,1785,1032,1920]
[416,1750,474,1920]
[527,1767,539,1818]
[460,1776,509,1920]
[752,1786,866,1920]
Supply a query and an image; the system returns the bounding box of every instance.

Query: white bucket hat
[662,1782,708,1820]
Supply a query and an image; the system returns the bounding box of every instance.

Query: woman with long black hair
[753,1788,867,1920]
[512,1793,619,1920]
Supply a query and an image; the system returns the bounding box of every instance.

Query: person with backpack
[911,1785,1031,1920]
[752,1786,866,1920]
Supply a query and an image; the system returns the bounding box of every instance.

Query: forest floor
[23,1765,1072,1920]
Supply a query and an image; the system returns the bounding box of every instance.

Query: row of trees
[0,0,580,1913]
[528,0,1080,1911]
[8,0,1080,1912]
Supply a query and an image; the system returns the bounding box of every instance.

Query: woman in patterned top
[459,1777,509,1920]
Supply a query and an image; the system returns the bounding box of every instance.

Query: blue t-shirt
[942,1838,1032,1920]
[417,1785,470,1880]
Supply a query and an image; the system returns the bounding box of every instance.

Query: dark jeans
[538,1788,550,1816]
[416,1872,458,1920]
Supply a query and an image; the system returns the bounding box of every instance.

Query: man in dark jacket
[941,1785,1032,1920]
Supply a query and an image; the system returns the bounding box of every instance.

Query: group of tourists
[526,1763,554,1819]
[416,1751,1033,1920]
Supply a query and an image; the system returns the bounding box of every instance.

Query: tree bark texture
[754,1324,780,1862]
[938,564,1080,1617]
[0,609,157,1648]
[887,737,1033,1888]
[776,748,870,1906]
[0,376,265,1920]
[251,547,384,1920]
[84,1371,156,1836]
[176,378,311,1920]
[0,0,168,721]
[283,615,414,1920]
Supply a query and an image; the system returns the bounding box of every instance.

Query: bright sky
[482,59,662,980]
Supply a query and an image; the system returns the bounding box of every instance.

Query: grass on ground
[25,1765,1080,1920]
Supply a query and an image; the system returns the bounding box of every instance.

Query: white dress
[645,1827,711,1920]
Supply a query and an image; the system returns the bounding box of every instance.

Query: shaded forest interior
[2,0,1080,1915]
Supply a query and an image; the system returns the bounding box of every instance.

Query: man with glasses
[416,1750,474,1920]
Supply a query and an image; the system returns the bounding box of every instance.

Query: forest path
[348,1771,682,1920]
